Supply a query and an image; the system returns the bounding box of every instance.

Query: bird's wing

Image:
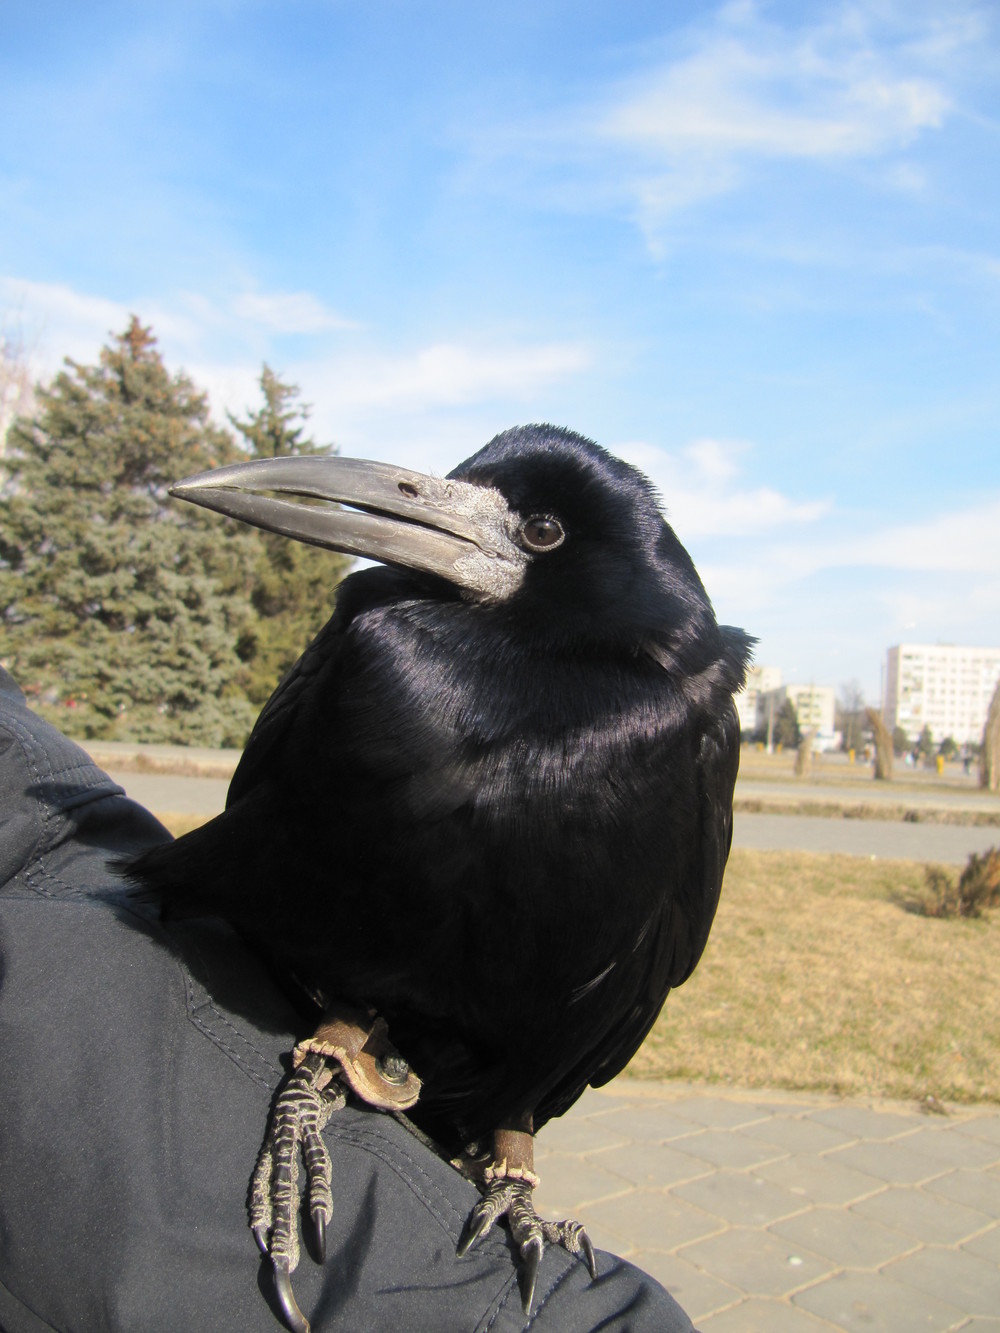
[534,695,742,1126]
[227,616,342,809]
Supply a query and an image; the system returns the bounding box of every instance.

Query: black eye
[520,516,565,552]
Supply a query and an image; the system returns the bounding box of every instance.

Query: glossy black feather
[131,425,752,1151]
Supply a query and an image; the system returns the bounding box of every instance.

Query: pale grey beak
[170,455,528,601]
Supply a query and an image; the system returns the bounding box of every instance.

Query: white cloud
[301,341,594,413]
[494,0,972,242]
[231,291,356,335]
[2,274,590,423]
[883,161,929,193]
[750,495,1000,588]
[697,492,1000,639]
[852,497,1000,573]
[614,435,832,539]
[603,47,947,163]
[683,437,745,484]
[0,276,132,373]
[613,434,1000,697]
[0,276,359,383]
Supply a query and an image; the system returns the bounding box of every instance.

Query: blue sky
[2,0,998,704]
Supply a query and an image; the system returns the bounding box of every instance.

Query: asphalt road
[109,769,231,818]
[732,811,998,864]
[106,769,999,864]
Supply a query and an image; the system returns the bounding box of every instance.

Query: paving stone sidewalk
[534,1081,1000,1333]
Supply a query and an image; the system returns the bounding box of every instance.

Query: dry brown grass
[158,812,213,837]
[97,751,238,779]
[631,848,1000,1105]
[733,796,1000,826]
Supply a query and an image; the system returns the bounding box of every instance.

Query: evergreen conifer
[228,365,351,704]
[0,318,259,744]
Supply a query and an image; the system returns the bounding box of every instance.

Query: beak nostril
[398,482,419,499]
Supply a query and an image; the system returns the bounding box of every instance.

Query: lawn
[629,848,1000,1105]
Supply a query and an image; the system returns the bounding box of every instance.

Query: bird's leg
[251,1003,421,1333]
[457,1112,598,1313]
[250,1050,346,1333]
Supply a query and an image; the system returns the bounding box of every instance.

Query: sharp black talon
[273,1256,311,1333]
[582,1230,598,1280]
[313,1213,327,1262]
[456,1208,490,1258]
[253,1224,270,1255]
[520,1234,543,1314]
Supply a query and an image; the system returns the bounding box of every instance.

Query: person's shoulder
[0,667,170,901]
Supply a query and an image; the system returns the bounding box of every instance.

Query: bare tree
[0,322,37,464]
[794,728,816,777]
[837,679,865,755]
[867,707,894,781]
[981,679,1000,792]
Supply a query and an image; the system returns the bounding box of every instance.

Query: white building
[883,643,1000,747]
[733,665,782,736]
[764,684,838,749]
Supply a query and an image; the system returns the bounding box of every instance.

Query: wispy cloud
[612,430,1000,687]
[603,2,966,243]
[308,341,593,412]
[472,1,981,250]
[615,436,832,539]
[694,489,1000,688]
[849,497,1000,574]
[0,275,359,379]
[603,28,948,163]
[700,493,1000,623]
[0,276,134,371]
[231,291,356,335]
[760,495,1000,586]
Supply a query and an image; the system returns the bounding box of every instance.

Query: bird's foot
[250,1005,422,1333]
[457,1130,597,1313]
[250,1049,345,1332]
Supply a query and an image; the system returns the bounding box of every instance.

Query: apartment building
[733,664,782,735]
[883,643,1000,746]
[756,683,838,748]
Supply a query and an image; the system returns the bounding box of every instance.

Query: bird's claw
[274,1255,311,1333]
[457,1177,598,1313]
[249,1050,346,1333]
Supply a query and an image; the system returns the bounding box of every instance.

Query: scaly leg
[250,1005,421,1333]
[457,1116,598,1312]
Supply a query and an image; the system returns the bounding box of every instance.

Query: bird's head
[172,423,735,668]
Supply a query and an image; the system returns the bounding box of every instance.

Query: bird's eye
[520,516,565,552]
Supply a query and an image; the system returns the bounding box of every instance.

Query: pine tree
[228,365,351,705]
[774,698,800,749]
[0,318,259,745]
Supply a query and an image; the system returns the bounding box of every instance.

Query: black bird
[131,424,752,1328]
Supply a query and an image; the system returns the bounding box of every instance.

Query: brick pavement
[533,1081,1000,1333]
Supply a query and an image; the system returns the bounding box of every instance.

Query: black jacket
[0,668,693,1332]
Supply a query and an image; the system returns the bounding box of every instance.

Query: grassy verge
[733,797,1000,827]
[630,848,1000,1105]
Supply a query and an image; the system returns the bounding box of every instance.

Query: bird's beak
[170,455,527,601]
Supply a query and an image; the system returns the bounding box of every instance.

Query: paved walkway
[736,777,999,818]
[732,812,999,865]
[535,1081,1000,1333]
[106,767,231,818]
